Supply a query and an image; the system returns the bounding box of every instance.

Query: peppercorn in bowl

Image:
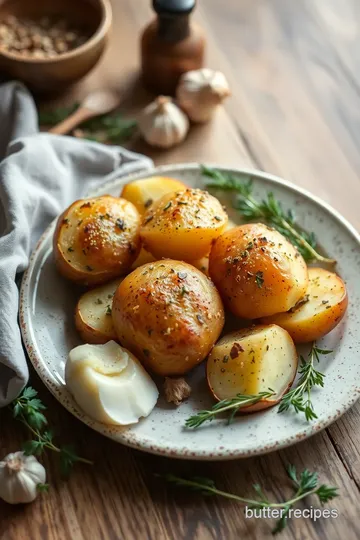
[0,0,112,92]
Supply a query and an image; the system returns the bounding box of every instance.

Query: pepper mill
[141,0,206,95]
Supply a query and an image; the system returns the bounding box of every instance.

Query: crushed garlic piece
[163,377,191,406]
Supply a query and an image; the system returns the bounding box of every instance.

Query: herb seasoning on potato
[53,196,141,286]
[140,188,228,261]
[209,223,309,319]
[207,324,298,411]
[112,260,225,376]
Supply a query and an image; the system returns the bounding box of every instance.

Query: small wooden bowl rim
[0,0,112,64]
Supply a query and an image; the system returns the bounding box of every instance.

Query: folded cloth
[0,82,153,407]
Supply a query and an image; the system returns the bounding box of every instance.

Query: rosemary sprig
[11,387,93,477]
[38,104,137,143]
[185,389,275,428]
[201,165,335,264]
[278,345,332,421]
[163,464,338,535]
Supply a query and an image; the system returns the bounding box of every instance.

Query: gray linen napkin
[0,82,153,407]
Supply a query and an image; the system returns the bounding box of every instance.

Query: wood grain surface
[1,0,360,538]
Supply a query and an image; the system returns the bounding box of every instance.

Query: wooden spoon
[49,90,121,135]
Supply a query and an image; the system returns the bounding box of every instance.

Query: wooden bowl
[0,0,112,93]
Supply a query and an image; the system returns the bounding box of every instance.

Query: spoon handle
[49,107,94,135]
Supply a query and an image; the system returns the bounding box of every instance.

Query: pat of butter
[65,341,159,425]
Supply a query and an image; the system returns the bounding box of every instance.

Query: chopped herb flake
[196,314,204,325]
[115,218,126,231]
[255,271,264,288]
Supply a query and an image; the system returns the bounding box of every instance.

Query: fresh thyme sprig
[39,104,137,143]
[185,389,275,429]
[201,165,335,264]
[11,387,93,477]
[278,345,332,421]
[163,464,338,535]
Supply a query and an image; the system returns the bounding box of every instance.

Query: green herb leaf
[10,386,92,482]
[162,464,338,535]
[37,483,50,493]
[255,271,264,288]
[23,439,45,456]
[185,389,275,429]
[278,344,330,422]
[201,166,336,264]
[39,103,79,125]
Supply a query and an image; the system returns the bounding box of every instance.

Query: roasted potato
[75,279,122,344]
[112,260,225,376]
[261,268,348,342]
[53,196,141,286]
[192,256,209,276]
[209,223,308,319]
[207,324,298,412]
[140,188,228,261]
[121,176,186,214]
[131,247,156,270]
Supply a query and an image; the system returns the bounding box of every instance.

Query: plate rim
[20,162,360,460]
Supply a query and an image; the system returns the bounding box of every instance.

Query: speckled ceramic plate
[20,164,360,460]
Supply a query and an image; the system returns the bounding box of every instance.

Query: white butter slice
[65,341,159,425]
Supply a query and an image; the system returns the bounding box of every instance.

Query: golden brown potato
[53,196,141,286]
[261,268,348,342]
[121,176,186,214]
[209,223,308,319]
[75,279,122,344]
[140,188,228,261]
[191,256,209,276]
[112,260,225,376]
[207,325,298,412]
[131,247,156,270]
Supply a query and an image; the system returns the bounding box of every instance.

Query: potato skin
[121,176,186,214]
[261,268,348,342]
[53,196,141,286]
[112,260,225,376]
[140,188,228,261]
[209,223,309,319]
[75,279,122,344]
[207,325,298,413]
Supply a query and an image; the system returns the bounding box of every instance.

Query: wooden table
[1,1,360,538]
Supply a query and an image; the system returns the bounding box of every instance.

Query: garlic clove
[138,96,189,149]
[65,341,159,425]
[177,68,231,123]
[0,452,46,504]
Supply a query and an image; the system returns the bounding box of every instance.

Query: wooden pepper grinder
[141,0,205,95]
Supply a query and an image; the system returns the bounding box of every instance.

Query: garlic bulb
[0,452,46,504]
[138,96,189,149]
[177,68,231,123]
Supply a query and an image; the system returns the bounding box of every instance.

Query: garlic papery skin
[65,341,159,425]
[176,68,231,123]
[0,452,46,504]
[138,96,189,149]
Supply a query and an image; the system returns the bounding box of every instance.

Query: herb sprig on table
[278,344,332,421]
[163,464,338,534]
[39,104,137,144]
[201,165,335,264]
[11,386,92,477]
[185,389,275,428]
